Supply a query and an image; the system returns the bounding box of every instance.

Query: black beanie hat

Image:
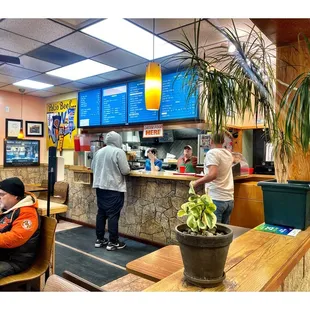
[0,177,25,197]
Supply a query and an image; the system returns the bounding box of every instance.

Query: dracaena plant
[177,183,217,233]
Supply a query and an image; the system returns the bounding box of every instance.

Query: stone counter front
[121,176,197,245]
[65,170,196,245]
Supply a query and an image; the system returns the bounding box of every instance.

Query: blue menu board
[160,71,198,121]
[78,89,101,127]
[128,80,159,124]
[101,85,127,125]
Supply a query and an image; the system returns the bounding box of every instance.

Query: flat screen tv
[4,139,40,167]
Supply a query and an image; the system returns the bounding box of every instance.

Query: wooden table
[143,228,310,292]
[25,184,48,193]
[37,199,68,216]
[126,225,250,282]
[126,245,183,282]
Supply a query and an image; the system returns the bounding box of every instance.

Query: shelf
[73,171,92,185]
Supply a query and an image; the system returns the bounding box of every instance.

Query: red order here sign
[143,124,164,138]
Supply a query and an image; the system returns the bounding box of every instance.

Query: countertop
[68,166,275,182]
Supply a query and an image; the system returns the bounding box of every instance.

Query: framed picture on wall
[5,118,23,138]
[25,121,44,137]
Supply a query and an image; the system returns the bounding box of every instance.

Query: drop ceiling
[0,18,257,98]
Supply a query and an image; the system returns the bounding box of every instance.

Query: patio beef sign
[46,98,77,150]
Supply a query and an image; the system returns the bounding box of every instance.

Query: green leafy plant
[177,183,217,234]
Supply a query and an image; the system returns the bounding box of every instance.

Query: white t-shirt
[204,148,234,201]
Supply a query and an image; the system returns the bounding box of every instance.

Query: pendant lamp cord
[19,88,25,124]
[153,18,155,61]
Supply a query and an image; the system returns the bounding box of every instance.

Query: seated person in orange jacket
[0,177,40,279]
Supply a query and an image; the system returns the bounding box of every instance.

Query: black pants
[0,261,23,279]
[96,188,124,244]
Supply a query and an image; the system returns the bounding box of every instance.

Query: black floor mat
[55,243,127,287]
[56,226,159,267]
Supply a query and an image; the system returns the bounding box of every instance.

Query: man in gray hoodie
[91,131,130,251]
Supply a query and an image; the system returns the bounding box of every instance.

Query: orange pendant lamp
[145,19,162,111]
[145,62,162,110]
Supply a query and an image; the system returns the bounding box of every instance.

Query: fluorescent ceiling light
[82,19,182,60]
[13,79,53,89]
[46,59,116,81]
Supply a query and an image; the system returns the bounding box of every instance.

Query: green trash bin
[258,180,310,230]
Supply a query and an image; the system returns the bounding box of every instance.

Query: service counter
[65,166,274,245]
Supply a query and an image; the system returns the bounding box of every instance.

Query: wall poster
[46,98,77,150]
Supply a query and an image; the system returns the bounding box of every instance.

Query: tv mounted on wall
[3,139,40,167]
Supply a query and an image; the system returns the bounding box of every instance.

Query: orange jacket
[0,192,39,248]
[0,192,40,269]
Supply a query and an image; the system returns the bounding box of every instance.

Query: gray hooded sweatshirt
[91,131,130,192]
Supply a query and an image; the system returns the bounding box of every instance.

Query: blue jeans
[213,200,234,224]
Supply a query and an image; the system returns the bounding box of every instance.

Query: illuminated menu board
[101,85,127,125]
[78,89,101,127]
[160,71,198,121]
[128,80,159,124]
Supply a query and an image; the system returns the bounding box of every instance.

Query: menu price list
[128,80,159,124]
[78,89,101,127]
[102,85,127,125]
[160,71,198,121]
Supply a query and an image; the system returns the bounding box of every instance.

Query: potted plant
[176,183,233,287]
[169,19,310,230]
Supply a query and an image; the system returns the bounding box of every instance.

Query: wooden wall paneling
[277,41,310,181]
[231,182,265,228]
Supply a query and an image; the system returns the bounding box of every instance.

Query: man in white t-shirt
[191,132,234,224]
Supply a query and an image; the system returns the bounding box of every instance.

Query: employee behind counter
[177,145,198,173]
[145,148,163,172]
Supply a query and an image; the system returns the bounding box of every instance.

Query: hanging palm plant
[169,18,297,183]
[171,19,278,134]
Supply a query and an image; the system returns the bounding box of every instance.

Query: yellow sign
[143,124,163,138]
[46,98,77,150]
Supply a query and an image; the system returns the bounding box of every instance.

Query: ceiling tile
[53,19,101,30]
[0,84,33,94]
[127,19,153,32]
[47,86,76,94]
[0,19,73,43]
[98,70,136,81]
[92,49,147,69]
[122,63,149,76]
[0,29,43,54]
[0,73,21,84]
[155,19,196,34]
[129,19,195,34]
[30,74,71,86]
[18,55,60,72]
[0,49,21,65]
[51,32,115,58]
[159,19,223,49]
[155,52,191,70]
[27,90,59,97]
[60,82,89,90]
[0,64,39,79]
[27,45,86,66]
[0,48,20,57]
[76,76,107,85]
